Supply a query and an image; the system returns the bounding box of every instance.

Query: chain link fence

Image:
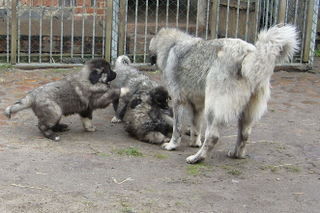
[0,0,319,68]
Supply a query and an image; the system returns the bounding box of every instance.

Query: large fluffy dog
[149,25,299,163]
[4,59,124,141]
[111,55,173,144]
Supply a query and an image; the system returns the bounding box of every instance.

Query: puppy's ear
[150,86,169,109]
[89,70,100,84]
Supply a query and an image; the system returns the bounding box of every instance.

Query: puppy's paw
[161,142,178,151]
[4,106,11,119]
[85,126,97,132]
[186,154,205,164]
[120,87,130,97]
[111,116,122,123]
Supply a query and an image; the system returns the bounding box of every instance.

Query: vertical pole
[278,0,287,24]
[11,0,17,65]
[303,0,318,63]
[118,0,126,56]
[210,0,219,39]
[105,0,113,62]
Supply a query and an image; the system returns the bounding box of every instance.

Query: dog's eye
[130,99,142,109]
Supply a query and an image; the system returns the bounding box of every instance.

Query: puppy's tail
[4,95,34,119]
[115,55,131,68]
[242,25,299,81]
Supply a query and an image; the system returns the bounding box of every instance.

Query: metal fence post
[105,0,113,62]
[11,0,17,65]
[278,0,287,24]
[118,0,126,56]
[303,0,319,64]
[210,0,219,39]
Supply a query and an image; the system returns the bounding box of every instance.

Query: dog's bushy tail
[256,24,299,64]
[115,55,131,68]
[4,95,34,119]
[242,25,299,83]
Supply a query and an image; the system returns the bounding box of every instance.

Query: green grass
[220,165,243,176]
[96,152,110,157]
[283,165,301,173]
[0,63,12,69]
[153,153,168,159]
[315,49,320,57]
[260,164,301,173]
[186,162,211,176]
[116,147,143,157]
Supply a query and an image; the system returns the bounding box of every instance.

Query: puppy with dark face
[123,86,173,144]
[4,59,123,141]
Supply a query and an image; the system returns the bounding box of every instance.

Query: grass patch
[120,200,135,213]
[0,63,12,70]
[220,165,242,176]
[96,152,110,157]
[186,162,211,176]
[260,164,301,173]
[153,153,168,159]
[116,147,143,157]
[283,165,301,173]
[315,49,320,57]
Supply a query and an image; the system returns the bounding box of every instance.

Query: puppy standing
[4,59,123,141]
[149,25,299,163]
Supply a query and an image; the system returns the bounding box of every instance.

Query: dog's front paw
[111,116,122,123]
[186,154,205,164]
[85,126,96,132]
[161,142,178,151]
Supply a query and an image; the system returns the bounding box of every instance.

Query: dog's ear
[89,70,100,84]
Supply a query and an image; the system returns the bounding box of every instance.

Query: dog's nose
[149,54,157,65]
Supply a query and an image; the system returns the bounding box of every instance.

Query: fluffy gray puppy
[149,25,299,163]
[110,55,160,122]
[110,55,173,144]
[123,87,173,144]
[4,59,124,141]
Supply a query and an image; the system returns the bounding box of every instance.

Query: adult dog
[149,25,299,163]
[4,59,125,141]
[110,55,173,144]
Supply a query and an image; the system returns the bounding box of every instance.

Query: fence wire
[0,0,318,67]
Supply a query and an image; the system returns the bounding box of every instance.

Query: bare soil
[0,65,319,213]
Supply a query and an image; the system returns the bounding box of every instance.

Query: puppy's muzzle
[107,69,117,82]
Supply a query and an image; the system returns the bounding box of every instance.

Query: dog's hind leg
[186,110,220,164]
[228,112,253,159]
[189,109,203,148]
[161,102,183,150]
[35,102,62,141]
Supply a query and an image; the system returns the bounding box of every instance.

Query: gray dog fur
[111,55,173,144]
[149,25,299,163]
[4,59,121,141]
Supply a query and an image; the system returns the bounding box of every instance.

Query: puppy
[123,86,173,144]
[110,55,159,122]
[4,59,123,141]
[110,55,173,144]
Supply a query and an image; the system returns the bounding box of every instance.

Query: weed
[186,162,211,176]
[283,165,301,173]
[220,165,242,176]
[315,49,320,57]
[96,152,110,157]
[116,147,143,157]
[153,153,168,159]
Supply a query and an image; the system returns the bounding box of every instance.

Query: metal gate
[0,0,319,69]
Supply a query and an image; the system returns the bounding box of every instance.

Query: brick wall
[20,0,106,14]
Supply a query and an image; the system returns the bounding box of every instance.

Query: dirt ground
[0,63,319,213]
